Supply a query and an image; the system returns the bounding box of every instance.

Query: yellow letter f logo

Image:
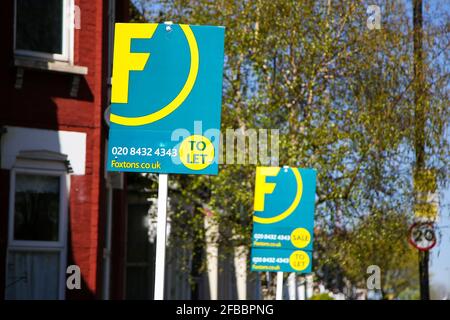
[111,23,158,104]
[254,167,280,212]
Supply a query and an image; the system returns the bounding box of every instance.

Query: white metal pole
[154,174,168,300]
[276,271,283,300]
[288,272,296,300]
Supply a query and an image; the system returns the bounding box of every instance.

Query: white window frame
[6,167,69,300]
[13,0,75,63]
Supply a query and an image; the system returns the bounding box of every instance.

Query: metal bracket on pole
[154,174,168,300]
[276,271,283,300]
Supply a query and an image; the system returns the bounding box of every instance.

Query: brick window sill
[14,56,88,97]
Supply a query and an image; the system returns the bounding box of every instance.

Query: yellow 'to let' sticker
[289,250,310,272]
[179,135,215,170]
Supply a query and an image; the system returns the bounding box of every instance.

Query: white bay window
[14,0,73,62]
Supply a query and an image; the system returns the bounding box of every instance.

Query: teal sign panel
[250,167,316,273]
[251,248,312,273]
[106,23,225,175]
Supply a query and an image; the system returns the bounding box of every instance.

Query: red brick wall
[0,0,130,299]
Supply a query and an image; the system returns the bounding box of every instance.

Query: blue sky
[426,0,450,298]
[430,187,450,296]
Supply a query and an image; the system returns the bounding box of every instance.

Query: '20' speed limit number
[408,222,436,251]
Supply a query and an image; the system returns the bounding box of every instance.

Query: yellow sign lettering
[254,167,280,212]
[111,23,157,103]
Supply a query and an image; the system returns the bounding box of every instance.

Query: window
[14,0,73,62]
[5,251,60,300]
[13,174,60,242]
[126,204,155,299]
[6,168,68,300]
[8,169,67,248]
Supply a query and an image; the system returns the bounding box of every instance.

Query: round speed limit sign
[408,222,436,251]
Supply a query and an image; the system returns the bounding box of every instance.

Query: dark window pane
[126,266,152,299]
[14,174,60,241]
[15,0,63,54]
[125,204,154,299]
[126,204,153,263]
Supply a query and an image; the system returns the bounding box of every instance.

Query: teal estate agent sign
[107,23,225,175]
[250,167,316,273]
